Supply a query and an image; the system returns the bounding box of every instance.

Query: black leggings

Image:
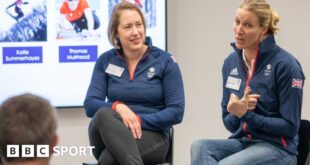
[88,108,169,165]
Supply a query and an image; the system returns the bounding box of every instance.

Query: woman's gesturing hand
[227,87,254,118]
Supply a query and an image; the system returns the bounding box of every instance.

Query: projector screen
[0,0,167,107]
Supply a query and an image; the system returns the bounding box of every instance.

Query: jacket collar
[230,35,278,67]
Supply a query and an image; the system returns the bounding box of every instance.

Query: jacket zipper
[115,48,150,80]
[242,44,259,140]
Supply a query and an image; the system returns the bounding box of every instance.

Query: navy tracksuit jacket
[222,35,305,155]
[84,37,185,136]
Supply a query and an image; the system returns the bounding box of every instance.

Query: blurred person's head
[66,0,80,11]
[108,1,146,49]
[16,0,23,5]
[0,94,58,165]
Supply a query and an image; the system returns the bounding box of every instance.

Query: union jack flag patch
[292,79,303,89]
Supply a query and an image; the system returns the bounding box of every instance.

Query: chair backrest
[297,119,310,165]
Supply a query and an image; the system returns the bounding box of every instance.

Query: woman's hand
[115,103,142,139]
[227,87,251,118]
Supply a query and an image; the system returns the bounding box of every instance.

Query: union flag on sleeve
[292,78,303,89]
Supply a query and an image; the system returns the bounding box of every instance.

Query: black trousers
[88,108,169,165]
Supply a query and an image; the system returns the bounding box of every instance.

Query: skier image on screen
[57,0,100,39]
[109,0,156,28]
[5,0,29,22]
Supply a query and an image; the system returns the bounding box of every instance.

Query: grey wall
[51,1,310,164]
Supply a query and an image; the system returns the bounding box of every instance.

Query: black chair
[156,127,174,165]
[297,119,310,165]
[83,127,174,165]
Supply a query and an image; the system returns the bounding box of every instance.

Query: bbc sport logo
[7,145,95,157]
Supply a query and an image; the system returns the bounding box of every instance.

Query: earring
[116,37,121,47]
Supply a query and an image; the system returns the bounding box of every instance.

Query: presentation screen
[0,0,167,107]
